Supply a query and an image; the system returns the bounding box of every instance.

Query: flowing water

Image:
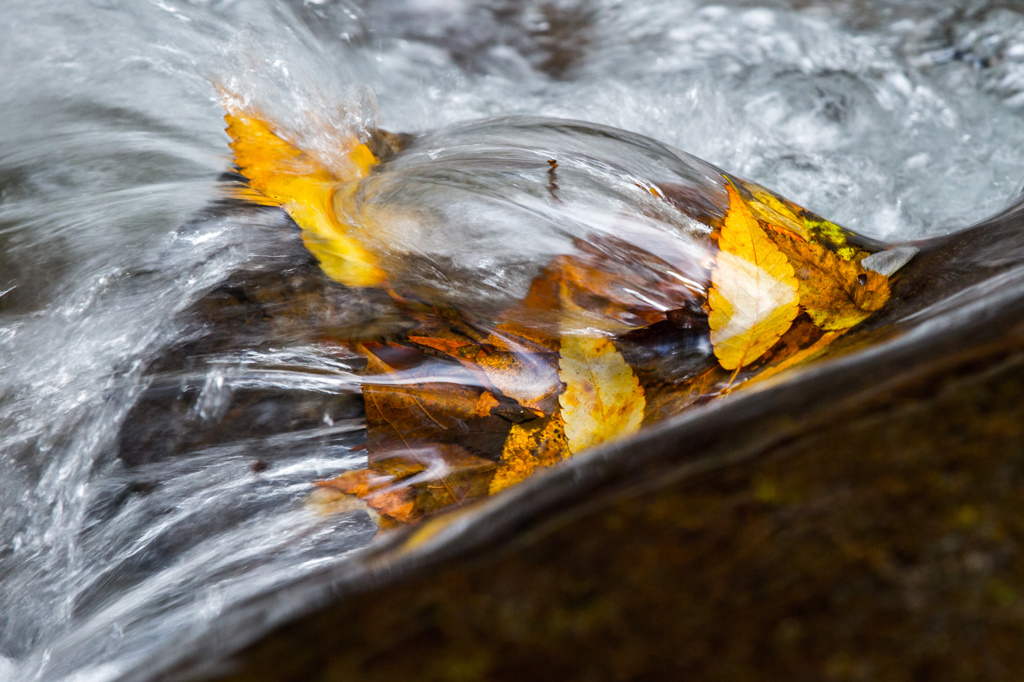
[3,1,1024,680]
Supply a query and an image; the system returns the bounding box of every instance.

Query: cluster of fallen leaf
[222,99,898,527]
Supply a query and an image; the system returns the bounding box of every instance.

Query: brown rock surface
[138,201,1024,681]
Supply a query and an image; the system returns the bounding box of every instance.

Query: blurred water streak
[2,1,1024,680]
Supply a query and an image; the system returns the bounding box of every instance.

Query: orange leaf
[357,343,514,460]
[312,470,415,523]
[509,236,705,335]
[474,332,563,416]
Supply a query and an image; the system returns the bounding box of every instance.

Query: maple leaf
[708,183,800,371]
[558,335,645,454]
[222,100,384,287]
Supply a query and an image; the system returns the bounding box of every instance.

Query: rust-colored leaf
[357,343,514,460]
[312,469,415,523]
[510,236,705,335]
[402,445,498,518]
[403,310,562,417]
[474,332,563,417]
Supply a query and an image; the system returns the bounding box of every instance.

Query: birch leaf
[708,184,800,370]
[558,336,645,454]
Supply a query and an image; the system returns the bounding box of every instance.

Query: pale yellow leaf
[557,336,645,454]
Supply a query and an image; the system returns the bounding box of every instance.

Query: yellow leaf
[708,184,800,371]
[802,216,857,261]
[736,177,859,261]
[557,336,645,454]
[746,186,811,241]
[222,104,385,288]
[489,413,569,495]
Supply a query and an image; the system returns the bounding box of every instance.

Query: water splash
[3,1,1024,680]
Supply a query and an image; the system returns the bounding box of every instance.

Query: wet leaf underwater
[708,183,800,371]
[558,336,644,454]
[223,102,899,526]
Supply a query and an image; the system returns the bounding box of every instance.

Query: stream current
[3,1,1024,679]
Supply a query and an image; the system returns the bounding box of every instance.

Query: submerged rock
[146,199,1024,682]
[113,116,1024,681]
